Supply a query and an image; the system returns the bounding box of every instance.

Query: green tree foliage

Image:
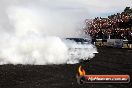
[124,7,132,15]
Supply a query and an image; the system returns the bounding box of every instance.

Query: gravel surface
[0,47,132,88]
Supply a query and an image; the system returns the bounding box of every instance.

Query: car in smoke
[63,38,97,63]
[66,38,91,44]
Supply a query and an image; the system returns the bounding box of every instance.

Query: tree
[124,7,130,12]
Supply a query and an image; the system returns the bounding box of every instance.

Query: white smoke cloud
[0,0,98,65]
[0,0,131,64]
[0,36,69,65]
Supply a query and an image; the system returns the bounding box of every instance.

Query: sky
[0,0,131,37]
[1,0,132,18]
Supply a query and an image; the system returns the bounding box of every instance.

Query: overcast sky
[1,0,131,17]
[0,0,131,23]
[0,0,131,36]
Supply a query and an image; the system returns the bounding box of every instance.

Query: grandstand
[84,7,132,48]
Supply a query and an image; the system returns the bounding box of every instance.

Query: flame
[78,65,86,76]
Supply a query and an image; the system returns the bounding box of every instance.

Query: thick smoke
[0,0,98,65]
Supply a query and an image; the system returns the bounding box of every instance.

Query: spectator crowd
[84,7,132,40]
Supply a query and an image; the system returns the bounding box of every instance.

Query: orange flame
[78,65,86,76]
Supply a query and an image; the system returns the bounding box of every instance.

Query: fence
[93,39,132,49]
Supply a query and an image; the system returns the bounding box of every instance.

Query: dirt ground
[0,47,132,88]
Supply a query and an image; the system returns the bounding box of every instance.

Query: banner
[107,39,123,48]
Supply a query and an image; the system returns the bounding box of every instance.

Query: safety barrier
[93,39,132,48]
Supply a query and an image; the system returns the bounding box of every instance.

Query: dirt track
[0,47,132,88]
